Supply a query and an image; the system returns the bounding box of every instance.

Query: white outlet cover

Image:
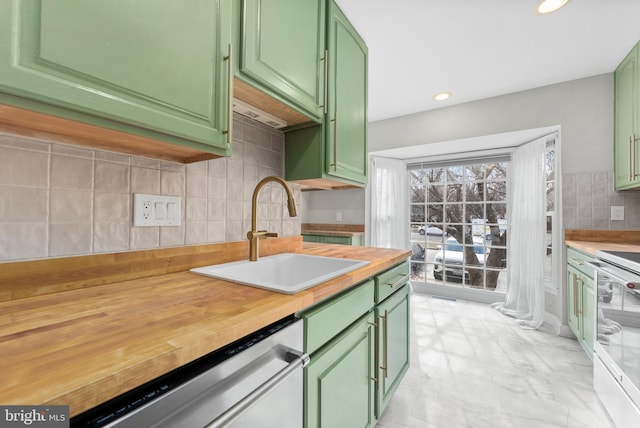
[133,194,181,227]
[611,206,625,221]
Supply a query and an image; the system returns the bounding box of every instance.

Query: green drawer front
[301,279,374,354]
[567,247,594,278]
[375,261,410,303]
[302,234,323,243]
[322,236,352,245]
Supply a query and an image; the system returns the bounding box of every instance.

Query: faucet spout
[247,176,297,261]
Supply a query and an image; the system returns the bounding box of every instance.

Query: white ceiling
[334,0,640,123]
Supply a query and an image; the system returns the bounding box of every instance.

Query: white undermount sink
[190,253,369,294]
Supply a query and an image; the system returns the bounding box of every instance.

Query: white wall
[369,73,614,175]
[301,188,365,224]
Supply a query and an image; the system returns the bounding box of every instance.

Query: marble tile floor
[377,293,616,428]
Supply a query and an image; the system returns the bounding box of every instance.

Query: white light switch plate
[133,194,181,226]
[611,206,625,221]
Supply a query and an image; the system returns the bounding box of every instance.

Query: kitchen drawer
[300,279,374,354]
[375,261,410,304]
[567,247,594,278]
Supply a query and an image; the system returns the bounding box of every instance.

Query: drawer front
[567,247,594,278]
[301,279,374,354]
[375,261,410,303]
[322,236,352,245]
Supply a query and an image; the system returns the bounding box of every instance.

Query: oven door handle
[205,350,310,428]
[586,261,637,285]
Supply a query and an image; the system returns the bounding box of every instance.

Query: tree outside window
[410,160,508,291]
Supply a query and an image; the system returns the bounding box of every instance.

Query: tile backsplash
[0,114,301,261]
[563,171,640,230]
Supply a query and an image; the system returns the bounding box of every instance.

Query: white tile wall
[0,114,301,261]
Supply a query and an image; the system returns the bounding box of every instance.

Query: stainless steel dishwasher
[71,315,308,428]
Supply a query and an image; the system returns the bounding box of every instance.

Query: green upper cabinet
[238,0,325,121]
[326,0,368,185]
[614,41,640,190]
[284,0,368,189]
[0,0,232,158]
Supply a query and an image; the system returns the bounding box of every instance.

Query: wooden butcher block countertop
[0,236,410,417]
[565,229,640,255]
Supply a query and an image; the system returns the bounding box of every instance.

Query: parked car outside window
[418,225,446,236]
[433,237,487,282]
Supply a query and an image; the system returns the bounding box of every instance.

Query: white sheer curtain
[492,137,547,329]
[369,156,408,249]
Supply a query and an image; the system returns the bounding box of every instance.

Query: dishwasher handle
[205,350,310,428]
[587,261,639,285]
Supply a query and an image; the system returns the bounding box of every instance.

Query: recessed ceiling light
[433,92,451,101]
[536,0,570,14]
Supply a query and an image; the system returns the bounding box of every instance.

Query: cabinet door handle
[223,44,233,146]
[630,135,635,181]
[320,50,328,114]
[573,273,578,317]
[379,310,389,379]
[386,273,410,289]
[330,115,337,170]
[372,321,381,390]
[634,134,639,180]
[569,258,584,266]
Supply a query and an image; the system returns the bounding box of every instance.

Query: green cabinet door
[305,312,376,428]
[284,0,367,189]
[326,0,368,185]
[567,246,595,357]
[581,274,595,355]
[614,43,639,190]
[0,0,232,154]
[239,0,325,120]
[567,264,581,339]
[376,284,410,416]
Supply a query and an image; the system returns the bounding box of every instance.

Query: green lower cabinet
[302,235,323,244]
[567,265,581,338]
[580,274,595,355]
[376,284,410,417]
[0,0,232,155]
[305,312,376,428]
[301,261,411,427]
[566,246,595,357]
[302,234,362,246]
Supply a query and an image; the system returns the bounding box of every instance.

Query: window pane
[409,157,510,293]
[546,183,555,211]
[445,184,463,202]
[486,181,507,201]
[445,204,463,223]
[486,162,508,181]
[426,184,444,204]
[411,204,425,223]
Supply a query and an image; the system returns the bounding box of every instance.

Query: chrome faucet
[247,176,298,261]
